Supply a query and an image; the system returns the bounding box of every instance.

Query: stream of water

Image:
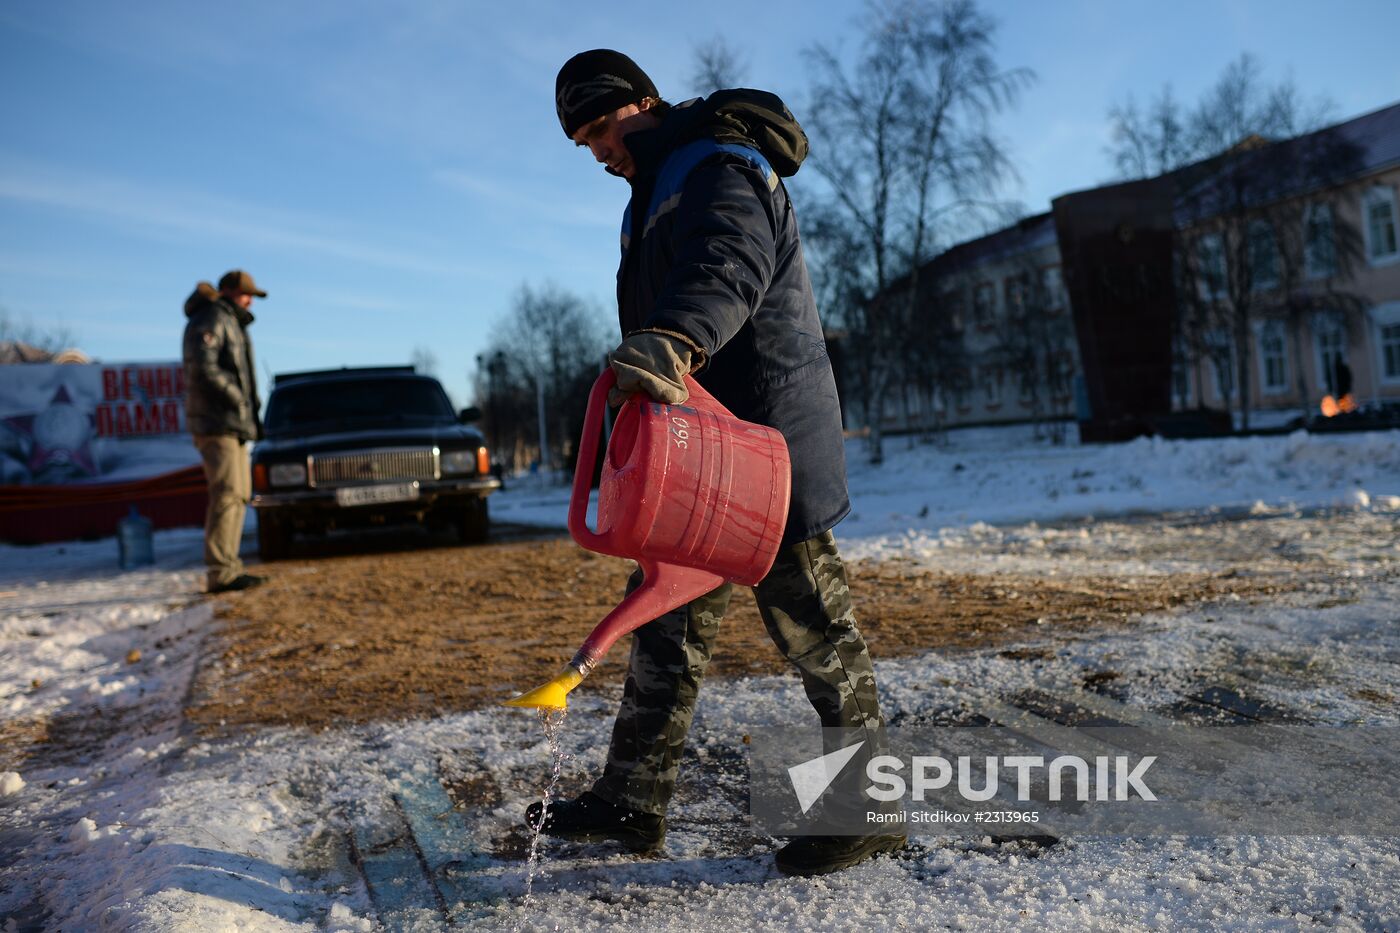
[520,706,570,905]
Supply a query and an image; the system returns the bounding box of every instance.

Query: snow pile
[840,427,1400,538]
[491,426,1400,537]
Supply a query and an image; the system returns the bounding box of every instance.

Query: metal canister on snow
[117,506,154,570]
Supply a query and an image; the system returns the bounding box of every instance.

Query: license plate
[334,482,420,507]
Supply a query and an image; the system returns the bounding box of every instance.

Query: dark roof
[1312,99,1400,177]
[1173,100,1400,224]
[899,100,1400,286]
[273,365,420,386]
[920,212,1057,279]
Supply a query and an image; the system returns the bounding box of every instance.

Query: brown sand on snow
[182,532,1294,733]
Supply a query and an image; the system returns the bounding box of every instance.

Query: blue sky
[3,0,1398,408]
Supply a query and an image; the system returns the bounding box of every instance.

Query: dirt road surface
[184,521,1294,732]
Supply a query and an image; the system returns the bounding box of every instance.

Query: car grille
[308,447,440,487]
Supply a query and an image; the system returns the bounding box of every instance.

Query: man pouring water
[530,49,904,876]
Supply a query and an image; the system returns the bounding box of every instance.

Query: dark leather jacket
[182,284,261,440]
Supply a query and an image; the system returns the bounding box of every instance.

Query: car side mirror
[458,406,482,424]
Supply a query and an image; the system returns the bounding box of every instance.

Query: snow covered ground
[494,425,1400,539]
[3,427,1399,931]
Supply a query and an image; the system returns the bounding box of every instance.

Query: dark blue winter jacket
[617,91,849,545]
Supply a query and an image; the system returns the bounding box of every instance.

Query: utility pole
[536,375,548,477]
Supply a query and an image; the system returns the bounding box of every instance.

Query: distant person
[1334,358,1353,400]
[182,270,267,593]
[530,49,902,876]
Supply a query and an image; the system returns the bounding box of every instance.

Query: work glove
[606,330,700,407]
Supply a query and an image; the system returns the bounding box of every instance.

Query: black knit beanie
[555,49,658,138]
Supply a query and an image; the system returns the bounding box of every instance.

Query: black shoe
[775,833,908,876]
[524,791,665,852]
[208,574,266,594]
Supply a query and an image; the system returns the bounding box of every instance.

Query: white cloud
[0,155,474,279]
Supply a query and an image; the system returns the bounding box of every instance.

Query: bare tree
[987,260,1074,442]
[890,272,968,441]
[471,283,609,474]
[689,35,748,94]
[1108,54,1363,429]
[0,308,78,361]
[800,0,1031,462]
[410,345,438,377]
[1108,86,1191,181]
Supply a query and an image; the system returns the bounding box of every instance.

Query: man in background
[182,270,267,594]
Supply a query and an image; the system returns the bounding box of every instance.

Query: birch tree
[801,0,1030,462]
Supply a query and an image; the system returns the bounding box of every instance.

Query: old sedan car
[250,366,500,559]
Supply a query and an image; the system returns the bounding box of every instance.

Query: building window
[982,365,1003,408]
[1051,352,1075,402]
[1196,233,1227,300]
[1364,186,1399,265]
[1304,203,1337,279]
[1255,321,1288,395]
[1372,302,1400,385]
[1313,314,1348,396]
[881,393,900,419]
[1018,365,1036,404]
[1171,337,1194,408]
[952,369,973,412]
[974,282,994,326]
[1041,265,1065,312]
[1382,324,1400,382]
[1004,275,1028,318]
[907,388,922,417]
[941,287,965,332]
[1249,220,1278,291]
[1206,329,1234,402]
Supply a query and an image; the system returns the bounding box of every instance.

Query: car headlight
[269,462,307,487]
[441,449,476,475]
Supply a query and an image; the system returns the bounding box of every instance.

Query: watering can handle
[568,368,617,553]
[569,368,737,553]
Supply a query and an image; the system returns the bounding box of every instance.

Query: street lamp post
[536,373,548,477]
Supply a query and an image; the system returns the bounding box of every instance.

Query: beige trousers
[194,434,250,588]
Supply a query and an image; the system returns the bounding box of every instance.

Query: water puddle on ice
[521,706,569,905]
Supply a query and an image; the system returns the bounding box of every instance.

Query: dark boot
[208,573,266,594]
[524,791,665,852]
[775,833,908,876]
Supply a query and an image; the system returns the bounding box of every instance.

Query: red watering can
[504,368,791,709]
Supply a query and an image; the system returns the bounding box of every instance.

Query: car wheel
[257,511,291,561]
[457,498,489,545]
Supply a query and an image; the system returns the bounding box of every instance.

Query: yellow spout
[503,664,585,710]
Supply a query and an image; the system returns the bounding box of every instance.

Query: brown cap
[218,269,268,298]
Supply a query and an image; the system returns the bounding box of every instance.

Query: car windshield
[265,378,455,435]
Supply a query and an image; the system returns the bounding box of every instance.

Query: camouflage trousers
[591,530,885,816]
